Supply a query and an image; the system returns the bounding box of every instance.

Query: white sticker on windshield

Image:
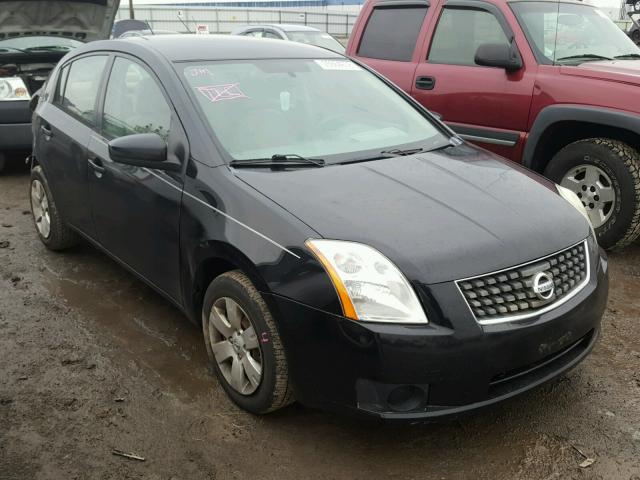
[314,59,361,71]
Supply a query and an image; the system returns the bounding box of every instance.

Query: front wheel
[544,138,640,250]
[202,270,293,414]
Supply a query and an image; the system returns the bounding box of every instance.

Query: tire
[544,138,640,250]
[633,29,640,44]
[202,270,293,414]
[0,153,5,173]
[30,165,79,250]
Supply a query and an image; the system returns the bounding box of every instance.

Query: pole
[129,0,135,19]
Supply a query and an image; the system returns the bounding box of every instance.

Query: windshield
[286,31,345,53]
[181,59,447,163]
[0,36,83,51]
[510,2,639,64]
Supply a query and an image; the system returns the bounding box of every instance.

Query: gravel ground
[1,161,639,480]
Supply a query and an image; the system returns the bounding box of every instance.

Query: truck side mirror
[475,43,523,72]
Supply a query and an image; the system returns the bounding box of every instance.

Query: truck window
[429,8,509,66]
[358,6,428,61]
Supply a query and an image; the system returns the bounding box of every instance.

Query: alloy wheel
[207,297,262,395]
[31,179,51,239]
[560,163,615,228]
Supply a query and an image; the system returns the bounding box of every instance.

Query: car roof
[89,34,342,62]
[263,24,320,32]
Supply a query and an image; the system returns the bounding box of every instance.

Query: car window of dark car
[357,6,428,61]
[102,57,171,141]
[60,55,108,125]
[54,65,70,104]
[428,7,509,66]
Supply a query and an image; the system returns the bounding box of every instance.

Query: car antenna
[553,0,561,64]
[146,20,155,35]
[177,11,192,34]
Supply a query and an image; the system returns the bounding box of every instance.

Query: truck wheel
[30,165,79,250]
[202,270,293,414]
[544,138,640,250]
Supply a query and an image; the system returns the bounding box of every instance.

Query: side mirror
[108,133,179,171]
[475,43,523,71]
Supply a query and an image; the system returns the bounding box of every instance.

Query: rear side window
[54,65,70,104]
[428,8,510,66]
[102,57,171,141]
[60,55,108,125]
[357,6,428,61]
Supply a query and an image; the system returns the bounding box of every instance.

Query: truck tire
[30,165,79,250]
[202,270,294,414]
[544,138,640,250]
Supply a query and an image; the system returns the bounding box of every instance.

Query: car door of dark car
[87,55,185,302]
[35,55,109,236]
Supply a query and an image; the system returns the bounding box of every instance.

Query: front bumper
[0,100,32,151]
[265,246,608,421]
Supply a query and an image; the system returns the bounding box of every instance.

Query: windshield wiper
[229,154,325,169]
[555,54,612,62]
[380,147,426,157]
[614,53,640,60]
[23,46,71,52]
[0,47,26,53]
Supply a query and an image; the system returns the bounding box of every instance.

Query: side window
[54,65,70,104]
[102,57,171,141]
[245,30,263,37]
[263,30,281,39]
[357,6,428,61]
[60,55,108,124]
[428,8,510,66]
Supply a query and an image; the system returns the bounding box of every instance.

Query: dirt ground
[1,160,639,480]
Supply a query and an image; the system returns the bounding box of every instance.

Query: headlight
[0,77,30,101]
[306,239,428,324]
[556,184,591,226]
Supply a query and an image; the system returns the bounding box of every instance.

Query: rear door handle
[40,125,53,139]
[88,156,106,176]
[415,76,436,90]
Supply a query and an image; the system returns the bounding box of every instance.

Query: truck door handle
[88,156,106,176]
[415,76,436,90]
[40,125,53,139]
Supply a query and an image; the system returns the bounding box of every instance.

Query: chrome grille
[457,240,590,325]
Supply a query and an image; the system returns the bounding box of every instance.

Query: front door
[87,56,184,302]
[411,2,536,161]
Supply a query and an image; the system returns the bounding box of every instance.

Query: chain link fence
[115,7,358,38]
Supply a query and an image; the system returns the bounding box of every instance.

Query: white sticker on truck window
[314,60,361,71]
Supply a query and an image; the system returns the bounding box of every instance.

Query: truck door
[411,0,536,162]
[349,0,433,93]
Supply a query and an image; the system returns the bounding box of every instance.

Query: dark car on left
[0,0,118,172]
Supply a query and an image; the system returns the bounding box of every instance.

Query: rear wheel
[202,270,293,414]
[30,165,78,250]
[544,138,640,249]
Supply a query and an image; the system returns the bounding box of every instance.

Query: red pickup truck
[347,0,640,249]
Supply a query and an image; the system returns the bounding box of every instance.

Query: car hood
[0,0,119,43]
[560,60,640,86]
[236,145,590,285]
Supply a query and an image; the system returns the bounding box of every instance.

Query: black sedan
[30,35,608,420]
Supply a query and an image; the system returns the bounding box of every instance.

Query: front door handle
[88,156,106,177]
[40,125,53,139]
[415,76,436,90]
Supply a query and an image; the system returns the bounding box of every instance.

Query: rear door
[349,0,432,92]
[412,1,536,161]
[87,55,185,302]
[35,54,109,237]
